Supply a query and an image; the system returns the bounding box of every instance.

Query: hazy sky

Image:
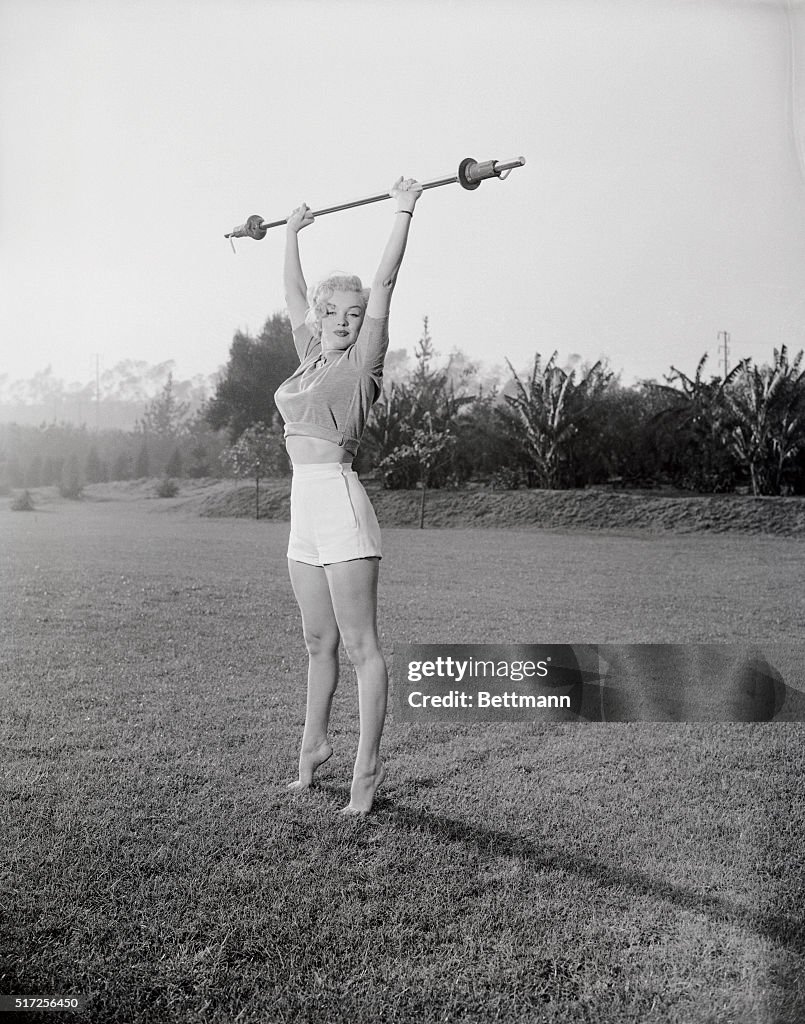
[2,0,804,392]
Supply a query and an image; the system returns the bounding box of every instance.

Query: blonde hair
[304,272,370,339]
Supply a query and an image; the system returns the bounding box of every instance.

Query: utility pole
[717,331,730,378]
[95,354,100,433]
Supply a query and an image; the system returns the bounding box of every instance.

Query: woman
[274,175,422,814]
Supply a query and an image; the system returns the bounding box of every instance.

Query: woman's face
[320,289,365,351]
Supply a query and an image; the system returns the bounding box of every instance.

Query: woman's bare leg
[287,558,340,789]
[324,557,387,814]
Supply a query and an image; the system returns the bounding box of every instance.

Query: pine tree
[112,453,132,481]
[135,441,150,479]
[137,373,190,440]
[165,447,183,478]
[86,446,103,483]
[205,313,298,440]
[25,454,43,487]
[60,454,83,499]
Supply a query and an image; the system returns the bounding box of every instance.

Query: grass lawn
[2,496,804,1023]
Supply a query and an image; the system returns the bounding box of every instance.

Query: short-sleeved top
[273,315,389,455]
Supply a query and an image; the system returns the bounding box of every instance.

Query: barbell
[224,155,526,243]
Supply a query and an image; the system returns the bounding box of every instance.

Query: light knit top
[273,314,389,455]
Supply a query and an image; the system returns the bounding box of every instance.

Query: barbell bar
[224,155,526,242]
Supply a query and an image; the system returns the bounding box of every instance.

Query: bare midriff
[285,435,354,465]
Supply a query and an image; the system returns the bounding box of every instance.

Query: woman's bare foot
[340,761,386,815]
[287,739,333,791]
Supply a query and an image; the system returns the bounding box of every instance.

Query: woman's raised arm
[284,204,314,330]
[366,177,423,320]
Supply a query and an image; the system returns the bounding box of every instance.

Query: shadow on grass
[317,781,804,959]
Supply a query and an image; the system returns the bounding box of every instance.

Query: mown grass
[2,497,804,1023]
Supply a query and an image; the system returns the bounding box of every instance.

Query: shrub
[156,477,179,498]
[10,489,35,511]
[489,467,524,490]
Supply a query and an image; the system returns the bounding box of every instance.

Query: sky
[1,0,805,396]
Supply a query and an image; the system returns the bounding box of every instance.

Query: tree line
[206,313,805,497]
[0,373,228,497]
[2,313,804,497]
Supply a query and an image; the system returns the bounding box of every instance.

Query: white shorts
[288,463,382,567]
